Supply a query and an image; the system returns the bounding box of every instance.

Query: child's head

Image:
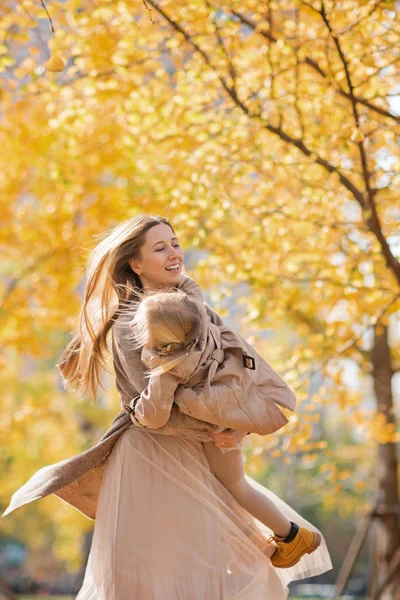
[129,288,202,356]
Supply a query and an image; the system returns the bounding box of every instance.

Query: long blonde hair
[128,289,202,377]
[56,214,177,402]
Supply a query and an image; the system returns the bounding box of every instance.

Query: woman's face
[129,223,184,291]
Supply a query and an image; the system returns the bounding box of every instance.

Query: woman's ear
[129,258,141,275]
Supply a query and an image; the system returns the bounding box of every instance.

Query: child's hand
[211,429,248,449]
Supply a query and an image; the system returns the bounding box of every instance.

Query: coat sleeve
[132,353,185,429]
[132,372,181,429]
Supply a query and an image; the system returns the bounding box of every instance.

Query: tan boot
[268,527,322,569]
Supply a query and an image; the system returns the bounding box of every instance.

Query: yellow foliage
[0,0,399,572]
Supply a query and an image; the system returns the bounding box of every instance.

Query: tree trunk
[0,578,17,600]
[371,324,400,599]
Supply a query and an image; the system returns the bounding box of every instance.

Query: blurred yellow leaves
[0,0,399,568]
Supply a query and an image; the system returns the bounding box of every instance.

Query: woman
[2,215,332,599]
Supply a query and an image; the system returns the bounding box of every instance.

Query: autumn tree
[0,0,399,594]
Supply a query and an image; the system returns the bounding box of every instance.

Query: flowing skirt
[76,427,332,599]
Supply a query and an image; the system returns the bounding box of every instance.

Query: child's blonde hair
[129,289,202,377]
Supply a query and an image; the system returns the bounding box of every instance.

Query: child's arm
[129,352,185,430]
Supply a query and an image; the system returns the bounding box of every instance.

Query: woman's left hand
[211,429,248,448]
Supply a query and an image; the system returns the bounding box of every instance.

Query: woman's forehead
[144,223,176,246]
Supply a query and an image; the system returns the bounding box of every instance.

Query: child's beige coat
[131,276,296,436]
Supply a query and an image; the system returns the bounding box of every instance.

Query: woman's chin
[165,271,181,283]
[163,270,182,286]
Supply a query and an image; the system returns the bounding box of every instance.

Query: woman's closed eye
[155,245,180,252]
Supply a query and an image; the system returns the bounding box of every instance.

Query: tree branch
[231,8,400,123]
[318,0,400,286]
[147,0,400,286]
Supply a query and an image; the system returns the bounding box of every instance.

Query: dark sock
[275,521,299,543]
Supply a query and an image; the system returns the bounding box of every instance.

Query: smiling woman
[3,215,332,599]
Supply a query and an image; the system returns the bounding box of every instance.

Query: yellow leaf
[45,54,65,72]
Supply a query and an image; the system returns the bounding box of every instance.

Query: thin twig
[39,0,55,33]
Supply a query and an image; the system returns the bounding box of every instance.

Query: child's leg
[203,442,322,569]
[203,441,291,538]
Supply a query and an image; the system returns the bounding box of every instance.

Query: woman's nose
[168,248,181,258]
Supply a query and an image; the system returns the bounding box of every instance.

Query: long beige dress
[75,422,332,599]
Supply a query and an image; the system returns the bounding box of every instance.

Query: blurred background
[0,0,399,598]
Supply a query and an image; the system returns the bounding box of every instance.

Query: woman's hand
[211,429,248,449]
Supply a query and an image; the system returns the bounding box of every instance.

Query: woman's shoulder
[204,303,224,327]
[113,301,137,338]
[176,274,204,301]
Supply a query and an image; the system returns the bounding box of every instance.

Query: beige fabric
[75,427,332,599]
[130,275,295,435]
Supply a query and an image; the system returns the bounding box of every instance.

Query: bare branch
[232,8,400,123]
[205,1,238,89]
[38,0,55,33]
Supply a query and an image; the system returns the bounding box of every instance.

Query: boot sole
[271,532,322,569]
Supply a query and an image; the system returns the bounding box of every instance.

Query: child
[123,282,321,569]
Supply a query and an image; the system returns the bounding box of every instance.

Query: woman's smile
[165,263,181,272]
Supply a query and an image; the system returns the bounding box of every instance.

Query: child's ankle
[273,521,299,543]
